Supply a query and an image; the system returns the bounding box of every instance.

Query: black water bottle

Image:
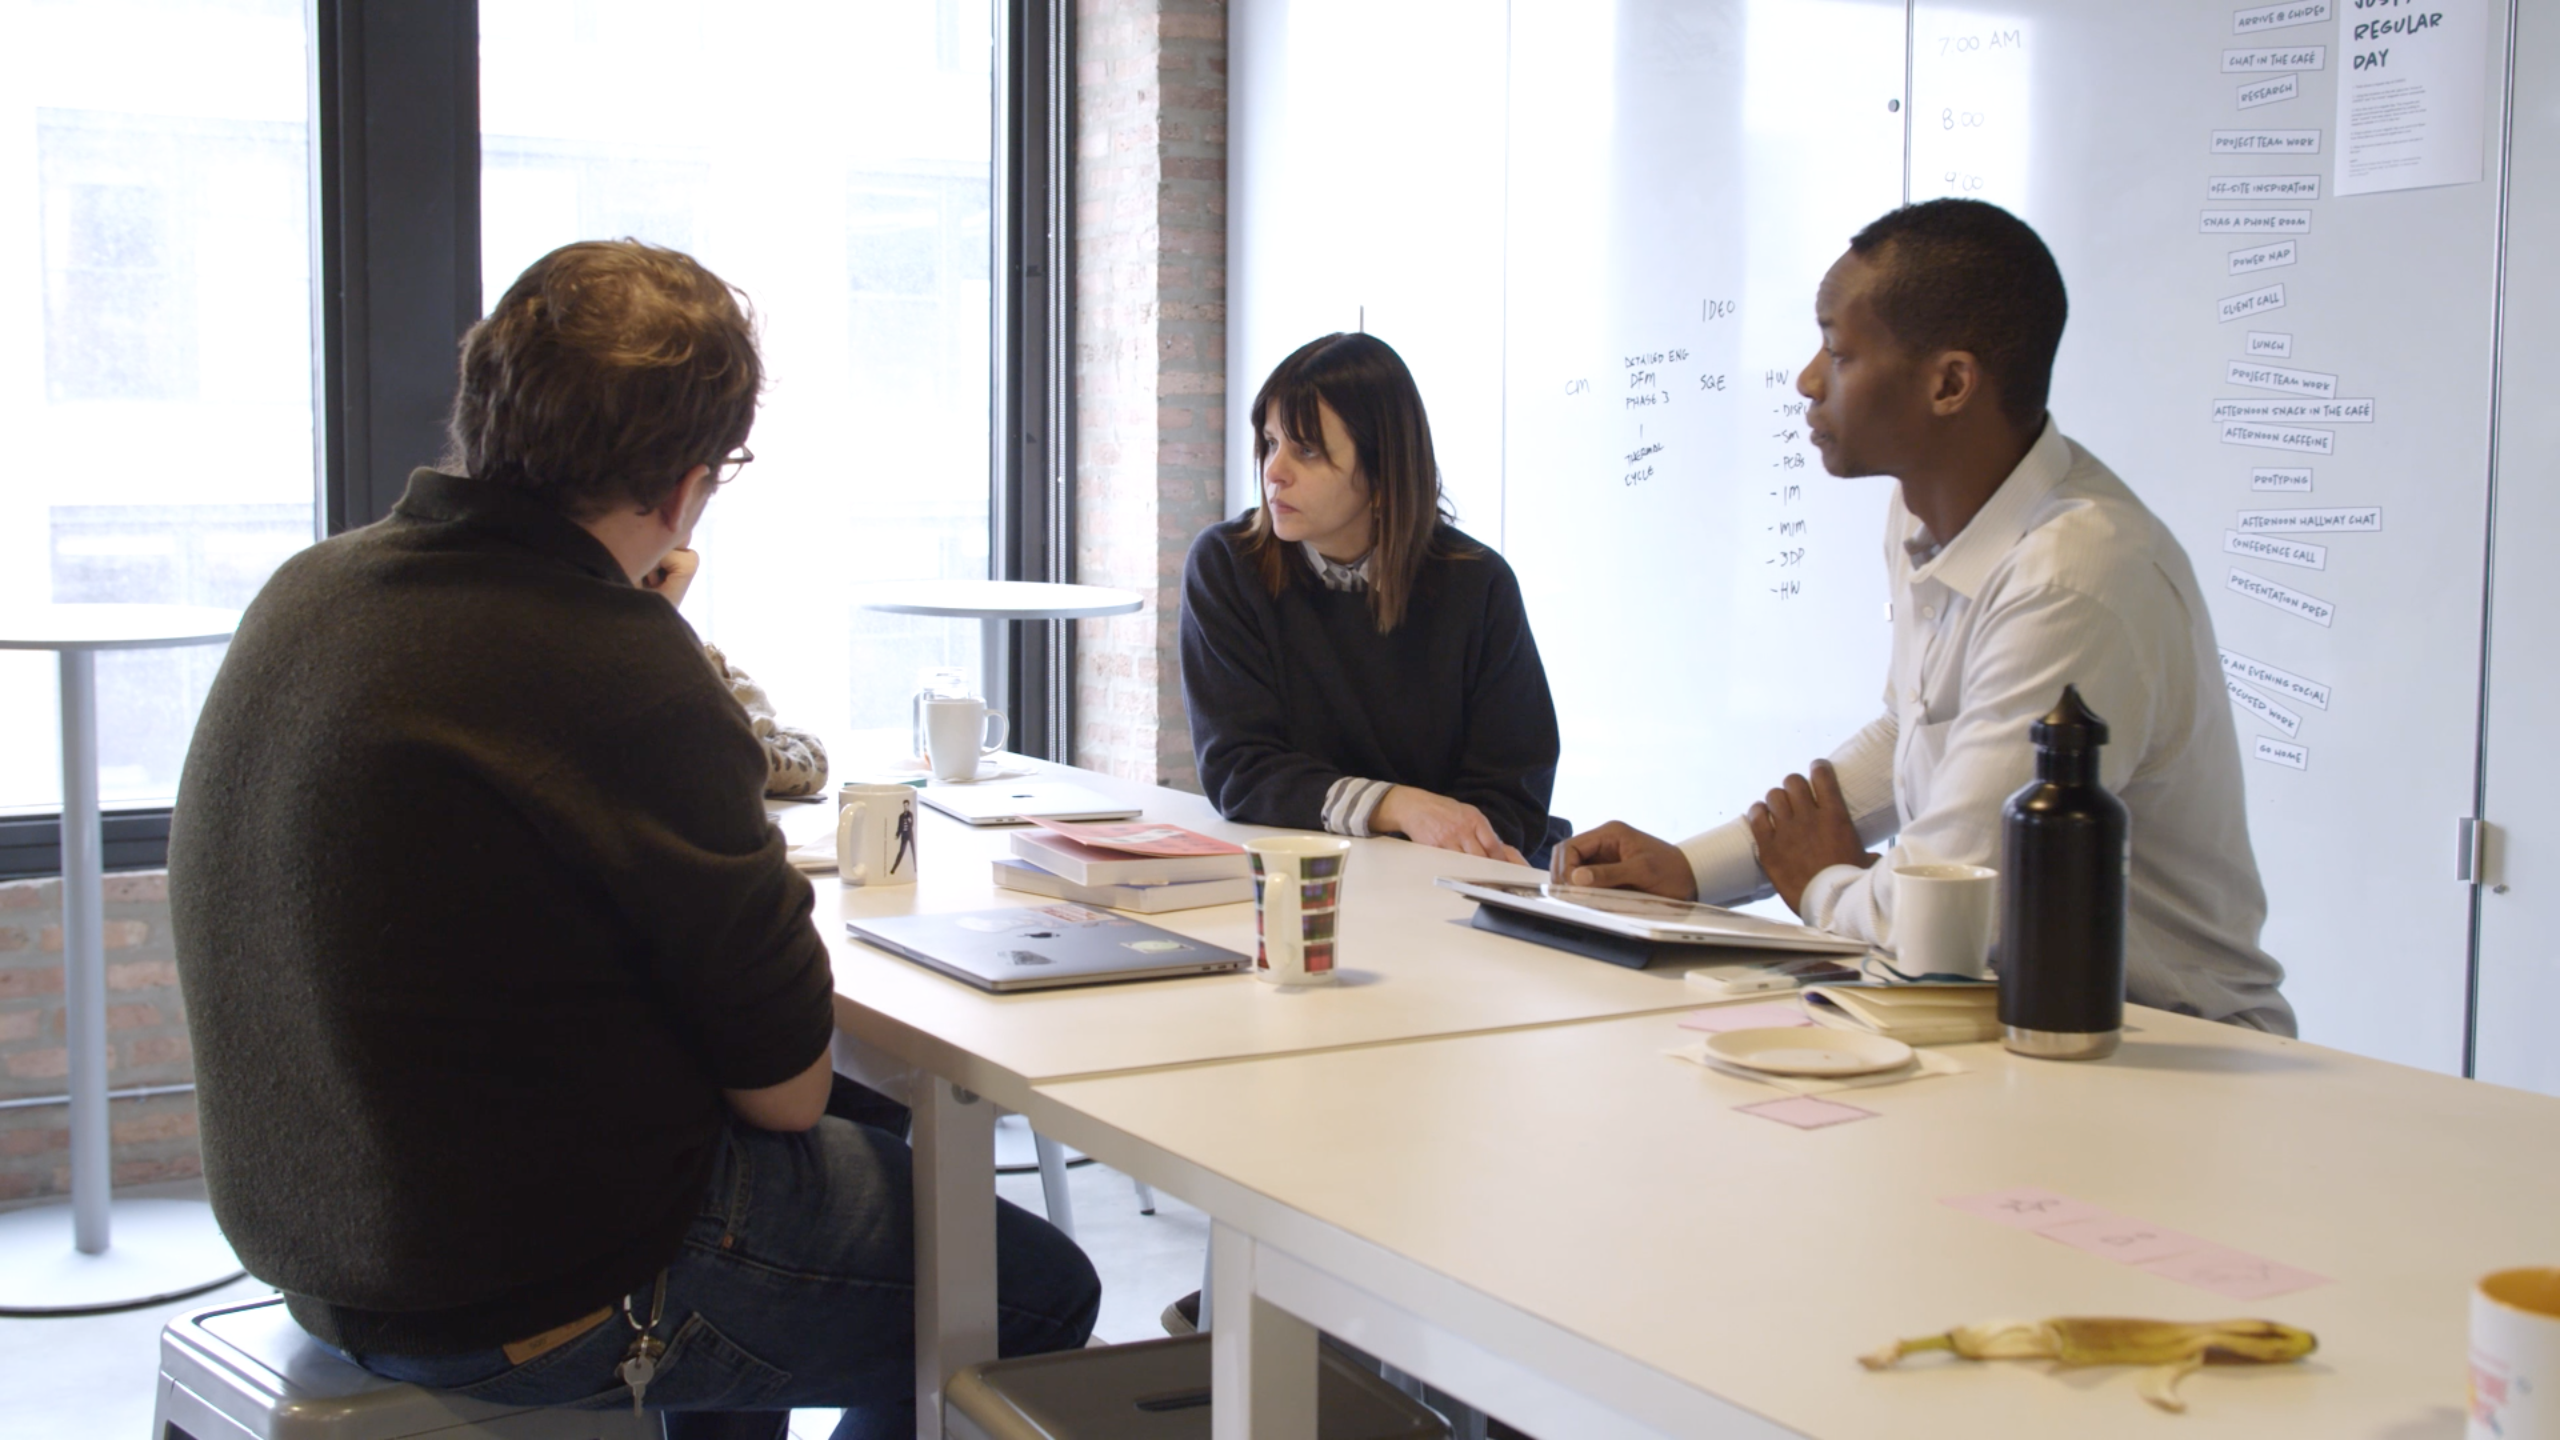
[1999,685,2128,1060]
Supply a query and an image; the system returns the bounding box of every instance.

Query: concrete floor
[0,1130,1209,1440]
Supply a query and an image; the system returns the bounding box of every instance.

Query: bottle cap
[2031,684,2111,751]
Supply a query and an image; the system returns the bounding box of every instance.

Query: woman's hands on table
[1375,786,1528,866]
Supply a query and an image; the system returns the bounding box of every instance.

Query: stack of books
[992,818,1253,913]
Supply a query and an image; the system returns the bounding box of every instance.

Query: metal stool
[944,1333,1447,1440]
[154,1294,656,1440]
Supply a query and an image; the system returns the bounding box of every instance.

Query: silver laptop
[846,906,1250,992]
[917,781,1142,826]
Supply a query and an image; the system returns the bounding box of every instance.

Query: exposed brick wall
[1073,0,1228,791]
[0,872,199,1203]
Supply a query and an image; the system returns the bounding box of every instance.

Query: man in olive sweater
[169,241,1096,1440]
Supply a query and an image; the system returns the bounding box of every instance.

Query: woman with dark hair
[1180,331,1569,866]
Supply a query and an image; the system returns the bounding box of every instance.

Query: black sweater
[168,471,834,1355]
[1180,517,1568,861]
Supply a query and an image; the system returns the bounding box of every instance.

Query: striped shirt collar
[1301,542,1375,592]
[1905,417,2072,599]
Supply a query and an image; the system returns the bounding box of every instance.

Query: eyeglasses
[710,447,754,486]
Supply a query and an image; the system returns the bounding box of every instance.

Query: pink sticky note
[2141,1246,2331,1300]
[1680,1003,1814,1034]
[1941,1186,2117,1231]
[1735,1096,1877,1130]
[2035,1214,2213,1266]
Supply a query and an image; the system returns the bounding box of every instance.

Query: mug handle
[837,801,869,885]
[981,709,1009,756]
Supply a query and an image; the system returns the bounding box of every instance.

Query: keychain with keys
[618,1272,669,1419]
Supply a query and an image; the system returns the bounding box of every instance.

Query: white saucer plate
[1702,1026,1915,1077]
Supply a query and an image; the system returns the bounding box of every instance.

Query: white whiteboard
[1502,0,1906,846]
[1909,1,2509,1072]
[1229,0,2517,1072]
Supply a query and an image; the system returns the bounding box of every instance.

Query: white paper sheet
[2335,0,2489,196]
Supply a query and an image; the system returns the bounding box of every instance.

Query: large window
[480,0,997,772]
[0,0,316,815]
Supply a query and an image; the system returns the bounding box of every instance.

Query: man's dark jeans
[339,1115,1100,1440]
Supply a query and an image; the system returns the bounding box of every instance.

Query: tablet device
[846,906,1249,992]
[1436,877,1870,955]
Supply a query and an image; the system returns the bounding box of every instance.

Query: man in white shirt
[1555,199,2292,1034]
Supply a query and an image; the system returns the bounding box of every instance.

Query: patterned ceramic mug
[1245,836,1352,985]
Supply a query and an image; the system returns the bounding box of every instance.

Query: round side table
[854,580,1145,711]
[0,604,245,1314]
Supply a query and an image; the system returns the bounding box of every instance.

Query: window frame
[3,0,1074,880]
[993,0,1077,758]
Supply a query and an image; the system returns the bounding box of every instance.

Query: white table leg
[913,1077,998,1438]
[1211,1221,1318,1440]
[979,615,1005,718]
[0,648,241,1314]
[59,649,108,1254]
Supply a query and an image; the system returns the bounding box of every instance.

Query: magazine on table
[1025,817,1245,857]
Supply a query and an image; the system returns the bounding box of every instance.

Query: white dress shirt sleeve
[1798,584,2157,949]
[1679,711,1902,905]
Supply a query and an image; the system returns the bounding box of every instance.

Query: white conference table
[818,759,1743,1434]
[1021,1004,2560,1439]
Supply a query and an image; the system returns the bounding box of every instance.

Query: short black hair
[1848,199,2066,429]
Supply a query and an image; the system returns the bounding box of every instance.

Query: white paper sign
[2227,673,2308,735]
[2256,736,2311,770]
[2219,283,2289,321]
[2221,421,2335,454]
[2223,646,2335,709]
[2236,505,2383,532]
[2209,174,2324,199]
[2335,0,2489,196]
[2213,129,2324,155]
[2228,567,2337,625]
[2237,73,2302,108]
[2227,360,2339,396]
[2226,530,2330,570]
[2224,45,2329,71]
[2237,1,2334,34]
[2229,239,2301,274]
[2201,209,2313,234]
[2210,395,2375,422]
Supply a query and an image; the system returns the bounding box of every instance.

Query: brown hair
[1244,332,1462,633]
[446,240,762,519]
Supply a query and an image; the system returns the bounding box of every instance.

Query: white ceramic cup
[2472,1266,2560,1439]
[923,697,1009,782]
[1246,836,1351,986]
[836,784,920,887]
[1891,862,1999,979]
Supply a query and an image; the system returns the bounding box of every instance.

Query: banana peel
[1858,1317,2317,1413]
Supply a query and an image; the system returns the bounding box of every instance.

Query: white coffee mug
[2472,1266,2560,1439]
[836,784,920,887]
[1246,836,1351,986]
[1891,862,1999,979]
[923,697,1009,782]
